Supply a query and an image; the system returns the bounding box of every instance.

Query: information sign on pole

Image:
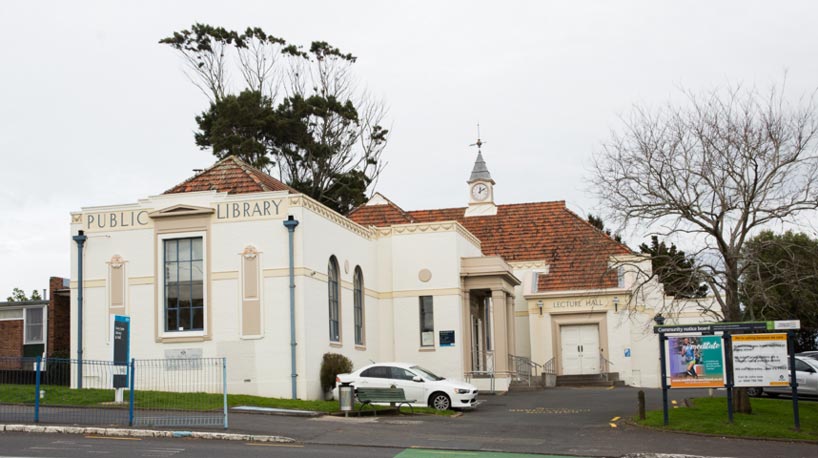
[666,335,726,388]
[112,315,130,389]
[732,333,789,388]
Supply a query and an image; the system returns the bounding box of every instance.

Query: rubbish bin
[339,382,354,416]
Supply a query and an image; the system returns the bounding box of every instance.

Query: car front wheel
[746,387,763,397]
[430,392,451,411]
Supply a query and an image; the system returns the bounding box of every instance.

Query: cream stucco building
[70,152,678,400]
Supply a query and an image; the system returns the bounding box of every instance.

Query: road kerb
[0,423,295,443]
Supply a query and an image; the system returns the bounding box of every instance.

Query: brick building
[0,277,70,358]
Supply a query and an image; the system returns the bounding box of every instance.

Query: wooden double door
[560,324,600,375]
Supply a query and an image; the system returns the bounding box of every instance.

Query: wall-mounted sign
[421,331,435,347]
[732,333,789,388]
[439,330,455,347]
[666,335,725,388]
[213,198,287,222]
[79,210,152,232]
[550,297,610,309]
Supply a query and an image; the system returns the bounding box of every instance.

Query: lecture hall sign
[74,198,287,232]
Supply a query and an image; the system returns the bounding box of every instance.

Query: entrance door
[560,324,600,375]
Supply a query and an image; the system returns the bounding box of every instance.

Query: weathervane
[469,123,486,152]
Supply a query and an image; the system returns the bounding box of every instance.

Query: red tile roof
[163,156,297,195]
[349,200,632,292]
[162,156,631,293]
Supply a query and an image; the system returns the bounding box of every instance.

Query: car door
[389,366,427,405]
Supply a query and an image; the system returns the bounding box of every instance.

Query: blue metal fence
[0,356,227,429]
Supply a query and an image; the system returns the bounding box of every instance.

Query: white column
[491,289,508,373]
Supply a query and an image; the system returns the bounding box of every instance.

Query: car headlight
[455,388,470,394]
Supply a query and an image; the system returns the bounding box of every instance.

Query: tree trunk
[723,255,742,321]
[724,254,752,414]
[732,387,752,415]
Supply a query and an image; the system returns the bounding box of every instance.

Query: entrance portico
[461,256,520,391]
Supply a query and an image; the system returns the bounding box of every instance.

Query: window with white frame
[24,307,45,344]
[164,237,204,332]
[353,266,365,346]
[419,296,434,347]
[328,256,340,342]
[617,266,625,288]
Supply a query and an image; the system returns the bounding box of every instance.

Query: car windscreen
[411,365,444,381]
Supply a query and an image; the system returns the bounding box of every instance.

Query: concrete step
[508,379,545,392]
[508,384,546,392]
[557,372,620,382]
[556,373,624,387]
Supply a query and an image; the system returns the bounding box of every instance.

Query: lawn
[0,384,453,416]
[637,396,818,441]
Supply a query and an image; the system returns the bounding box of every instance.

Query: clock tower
[465,138,497,217]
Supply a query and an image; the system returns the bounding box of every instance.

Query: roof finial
[469,123,486,152]
[468,123,494,184]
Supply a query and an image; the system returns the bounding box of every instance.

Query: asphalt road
[0,432,403,458]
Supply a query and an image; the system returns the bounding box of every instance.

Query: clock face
[471,183,489,201]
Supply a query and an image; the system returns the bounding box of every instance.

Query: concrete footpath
[3,387,816,458]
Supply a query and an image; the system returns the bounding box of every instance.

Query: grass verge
[637,396,818,441]
[0,384,454,416]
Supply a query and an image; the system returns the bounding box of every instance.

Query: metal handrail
[464,370,495,394]
[466,350,496,393]
[471,350,494,373]
[543,358,556,375]
[599,353,614,381]
[508,355,543,386]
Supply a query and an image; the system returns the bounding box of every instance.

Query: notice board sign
[112,315,130,388]
[439,330,455,347]
[666,335,725,388]
[732,333,789,388]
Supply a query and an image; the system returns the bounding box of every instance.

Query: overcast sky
[2,1,817,297]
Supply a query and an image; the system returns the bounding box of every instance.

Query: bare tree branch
[593,83,818,321]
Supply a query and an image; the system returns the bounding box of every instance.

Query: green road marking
[395,449,589,458]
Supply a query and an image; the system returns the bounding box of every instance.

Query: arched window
[353,267,365,346]
[328,256,340,342]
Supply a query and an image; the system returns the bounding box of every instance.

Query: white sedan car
[335,362,479,410]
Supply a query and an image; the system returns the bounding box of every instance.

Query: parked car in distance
[798,351,818,361]
[747,355,818,397]
[335,362,479,410]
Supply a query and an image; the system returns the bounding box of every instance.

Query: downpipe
[283,215,300,399]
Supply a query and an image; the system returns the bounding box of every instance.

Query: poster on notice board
[666,335,725,388]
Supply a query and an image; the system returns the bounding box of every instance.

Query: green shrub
[319,352,352,393]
